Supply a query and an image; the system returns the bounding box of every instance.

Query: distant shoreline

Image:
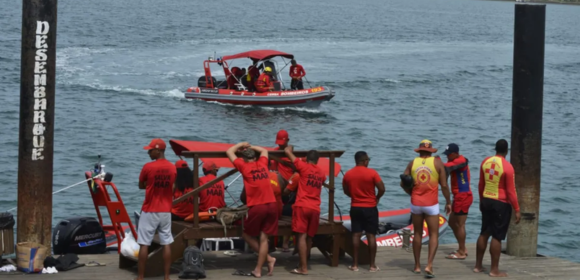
[481,0,580,5]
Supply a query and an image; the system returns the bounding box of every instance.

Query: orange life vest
[184,207,218,222]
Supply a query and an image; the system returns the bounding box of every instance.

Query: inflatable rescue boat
[185,50,335,107]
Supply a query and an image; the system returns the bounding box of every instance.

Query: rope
[4,173,105,213]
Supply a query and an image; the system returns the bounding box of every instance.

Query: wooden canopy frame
[173,150,345,227]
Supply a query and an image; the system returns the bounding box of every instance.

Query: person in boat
[474,139,521,277]
[246,63,260,91]
[255,67,275,93]
[283,146,326,275]
[137,138,177,280]
[227,142,277,277]
[227,67,242,90]
[289,59,306,90]
[198,160,226,211]
[171,160,194,221]
[441,143,473,260]
[342,151,385,272]
[400,139,451,278]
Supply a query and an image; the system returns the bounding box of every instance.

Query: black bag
[0,212,15,230]
[178,246,206,279]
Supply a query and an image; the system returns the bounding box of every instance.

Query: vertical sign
[17,0,58,247]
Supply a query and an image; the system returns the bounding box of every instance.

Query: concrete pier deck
[4,243,579,279]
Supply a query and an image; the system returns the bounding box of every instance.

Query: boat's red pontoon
[184,50,335,107]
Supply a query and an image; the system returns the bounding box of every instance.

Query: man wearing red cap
[271,130,294,181]
[270,129,297,252]
[137,139,177,280]
[171,160,194,221]
[400,139,451,278]
[198,160,226,212]
[227,142,277,277]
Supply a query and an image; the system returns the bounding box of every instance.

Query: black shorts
[480,198,512,241]
[290,79,304,90]
[350,207,379,234]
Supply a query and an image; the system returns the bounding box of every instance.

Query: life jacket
[481,156,505,200]
[410,157,439,206]
[184,207,218,223]
[255,73,272,92]
[269,172,283,217]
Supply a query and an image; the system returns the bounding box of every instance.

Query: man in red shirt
[270,130,294,181]
[198,160,226,212]
[255,67,274,93]
[289,59,306,90]
[474,139,521,277]
[342,151,385,272]
[283,146,326,275]
[441,143,472,260]
[227,142,278,277]
[268,129,298,252]
[137,139,177,280]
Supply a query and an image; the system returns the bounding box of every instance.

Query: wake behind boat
[185,50,335,107]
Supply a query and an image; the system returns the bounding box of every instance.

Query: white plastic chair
[201,238,235,251]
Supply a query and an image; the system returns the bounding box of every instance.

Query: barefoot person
[270,129,295,252]
[474,139,521,277]
[137,139,177,280]
[283,146,326,275]
[342,151,385,272]
[227,142,277,277]
[401,139,451,278]
[442,143,473,260]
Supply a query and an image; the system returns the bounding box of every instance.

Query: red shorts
[292,206,320,237]
[244,202,278,236]
[452,192,473,215]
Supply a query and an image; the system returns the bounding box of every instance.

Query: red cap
[275,130,289,145]
[202,160,220,172]
[175,160,188,168]
[143,138,166,150]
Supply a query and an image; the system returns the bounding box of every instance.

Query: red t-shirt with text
[172,186,194,218]
[343,166,382,208]
[289,64,306,79]
[292,159,326,211]
[198,174,226,212]
[270,147,294,180]
[233,156,276,207]
[139,159,177,213]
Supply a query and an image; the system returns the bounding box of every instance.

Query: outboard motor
[52,217,106,255]
[198,76,217,88]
